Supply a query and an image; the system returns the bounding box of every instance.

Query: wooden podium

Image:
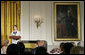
[9,36,21,39]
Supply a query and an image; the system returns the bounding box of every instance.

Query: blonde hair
[3,40,9,46]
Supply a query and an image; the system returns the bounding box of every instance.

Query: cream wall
[21,1,53,45]
[20,1,84,52]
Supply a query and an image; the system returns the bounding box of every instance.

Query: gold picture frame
[54,2,80,41]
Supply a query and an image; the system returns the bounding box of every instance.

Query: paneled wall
[21,1,53,45]
[21,1,84,51]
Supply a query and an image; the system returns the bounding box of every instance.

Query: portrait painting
[54,2,80,40]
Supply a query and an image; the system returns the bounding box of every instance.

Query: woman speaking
[10,25,21,44]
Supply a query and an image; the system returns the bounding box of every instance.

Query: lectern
[9,36,21,39]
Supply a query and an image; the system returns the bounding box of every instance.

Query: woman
[11,25,21,44]
[1,40,9,54]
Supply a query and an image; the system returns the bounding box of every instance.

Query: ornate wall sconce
[34,16,43,28]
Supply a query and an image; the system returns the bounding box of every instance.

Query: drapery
[1,1,21,45]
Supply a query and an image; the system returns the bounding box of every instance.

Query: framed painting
[54,2,80,41]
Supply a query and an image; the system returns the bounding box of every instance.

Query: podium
[9,36,21,39]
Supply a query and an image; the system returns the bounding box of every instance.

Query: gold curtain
[1,1,21,46]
